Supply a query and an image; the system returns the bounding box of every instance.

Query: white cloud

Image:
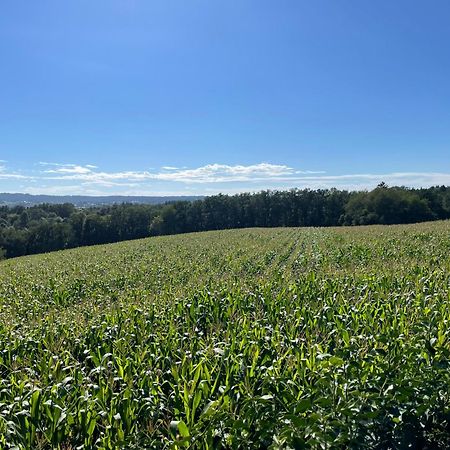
[285,172,450,187]
[0,164,31,180]
[44,170,152,183]
[32,162,450,189]
[39,163,301,184]
[0,174,29,180]
[38,162,66,166]
[39,163,98,175]
[295,170,326,174]
[44,164,94,175]
[1,161,449,196]
[151,163,296,183]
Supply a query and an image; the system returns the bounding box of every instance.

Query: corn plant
[0,222,449,448]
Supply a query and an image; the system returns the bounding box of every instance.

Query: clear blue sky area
[1,0,449,195]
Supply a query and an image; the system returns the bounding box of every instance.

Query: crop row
[0,223,449,448]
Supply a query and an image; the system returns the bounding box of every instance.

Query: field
[0,222,450,449]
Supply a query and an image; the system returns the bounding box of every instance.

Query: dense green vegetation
[0,203,158,258]
[1,185,450,260]
[0,221,449,448]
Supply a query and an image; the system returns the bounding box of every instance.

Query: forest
[0,184,449,259]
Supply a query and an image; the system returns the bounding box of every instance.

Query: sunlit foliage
[0,221,450,448]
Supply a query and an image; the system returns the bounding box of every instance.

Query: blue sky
[1,0,449,195]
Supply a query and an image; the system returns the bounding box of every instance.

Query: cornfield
[0,222,450,448]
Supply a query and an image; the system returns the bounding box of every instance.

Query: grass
[0,222,450,448]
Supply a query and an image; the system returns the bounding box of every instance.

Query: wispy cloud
[0,164,30,180]
[45,167,92,175]
[39,162,305,184]
[151,163,297,183]
[161,166,182,171]
[38,162,67,166]
[38,163,450,188]
[39,162,98,174]
[1,161,449,196]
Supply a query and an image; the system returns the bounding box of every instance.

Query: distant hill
[0,193,203,207]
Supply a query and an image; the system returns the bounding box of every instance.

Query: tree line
[0,184,449,259]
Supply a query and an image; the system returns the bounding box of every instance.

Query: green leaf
[177,421,190,438]
[297,398,311,413]
[329,356,344,366]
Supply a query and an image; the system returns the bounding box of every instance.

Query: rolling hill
[0,222,449,448]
